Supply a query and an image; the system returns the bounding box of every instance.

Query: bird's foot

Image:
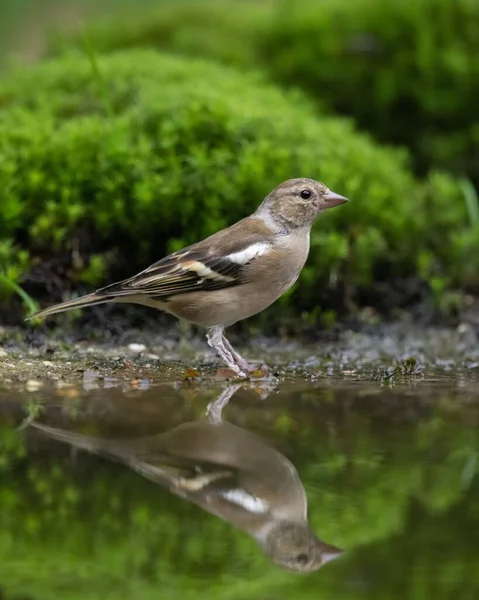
[243,362,276,381]
[221,358,271,380]
[218,332,276,379]
[205,380,278,423]
[229,364,247,378]
[207,327,277,380]
[206,384,242,424]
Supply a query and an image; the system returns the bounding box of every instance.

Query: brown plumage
[29,178,349,376]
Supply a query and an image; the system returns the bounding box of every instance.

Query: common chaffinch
[31,416,343,573]
[30,178,349,376]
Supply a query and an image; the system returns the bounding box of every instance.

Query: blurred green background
[0,0,478,328]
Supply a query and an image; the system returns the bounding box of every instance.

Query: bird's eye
[295,553,309,564]
[300,189,312,200]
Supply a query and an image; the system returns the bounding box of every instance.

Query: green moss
[260,0,479,181]
[0,50,476,324]
[53,0,479,184]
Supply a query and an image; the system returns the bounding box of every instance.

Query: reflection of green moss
[0,50,476,323]
[0,395,477,599]
[348,489,479,600]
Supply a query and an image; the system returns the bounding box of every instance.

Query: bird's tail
[26,292,112,320]
[29,422,134,467]
[29,422,108,453]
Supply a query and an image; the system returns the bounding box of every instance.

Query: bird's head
[258,177,349,231]
[260,521,344,573]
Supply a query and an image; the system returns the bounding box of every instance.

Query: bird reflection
[30,386,343,573]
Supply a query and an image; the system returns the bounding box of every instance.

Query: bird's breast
[249,231,310,292]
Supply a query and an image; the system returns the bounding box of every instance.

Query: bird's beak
[323,189,349,209]
[321,543,345,565]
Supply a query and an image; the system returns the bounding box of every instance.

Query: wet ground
[0,323,478,599]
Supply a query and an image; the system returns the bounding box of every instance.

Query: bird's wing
[98,249,241,298]
[97,219,273,300]
[27,217,276,320]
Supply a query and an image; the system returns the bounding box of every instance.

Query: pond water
[0,365,478,600]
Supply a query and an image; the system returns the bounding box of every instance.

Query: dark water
[1,373,478,600]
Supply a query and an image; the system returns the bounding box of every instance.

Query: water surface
[1,369,478,600]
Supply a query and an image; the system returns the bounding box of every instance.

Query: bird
[30,415,344,572]
[28,178,349,376]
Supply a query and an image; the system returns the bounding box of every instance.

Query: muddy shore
[1,320,478,397]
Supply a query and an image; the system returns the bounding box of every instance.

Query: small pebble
[457,322,477,345]
[465,361,479,369]
[26,380,43,392]
[128,343,146,354]
[0,348,7,358]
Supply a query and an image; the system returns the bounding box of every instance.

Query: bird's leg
[222,332,270,375]
[206,326,246,377]
[206,384,242,425]
[221,332,254,373]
